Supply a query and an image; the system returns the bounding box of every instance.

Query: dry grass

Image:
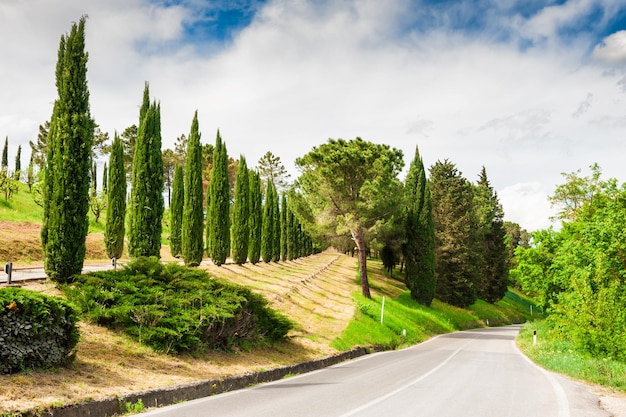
[0,251,362,414]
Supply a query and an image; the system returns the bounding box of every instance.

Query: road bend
[139,325,609,417]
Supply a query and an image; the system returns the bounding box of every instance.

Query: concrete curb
[21,347,369,417]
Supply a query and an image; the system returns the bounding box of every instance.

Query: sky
[1,0,626,232]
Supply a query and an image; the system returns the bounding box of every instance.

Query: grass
[0,182,42,224]
[517,320,626,392]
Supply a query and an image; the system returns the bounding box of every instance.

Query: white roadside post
[380,296,385,324]
[533,330,537,345]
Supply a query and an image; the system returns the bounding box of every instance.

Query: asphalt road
[138,325,609,417]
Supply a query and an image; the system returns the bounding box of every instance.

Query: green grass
[333,281,538,351]
[0,182,42,223]
[518,320,626,392]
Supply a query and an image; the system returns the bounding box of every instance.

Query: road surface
[138,325,609,417]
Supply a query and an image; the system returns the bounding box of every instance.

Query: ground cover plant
[62,257,293,353]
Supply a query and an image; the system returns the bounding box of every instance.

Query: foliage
[261,180,277,263]
[182,111,204,266]
[207,130,230,265]
[62,257,293,353]
[280,193,288,261]
[42,16,93,283]
[1,137,7,170]
[429,160,478,307]
[296,137,404,299]
[256,151,291,193]
[248,170,262,264]
[105,134,126,259]
[231,156,250,264]
[513,166,626,361]
[127,83,164,258]
[0,288,79,374]
[402,146,436,306]
[89,192,107,223]
[0,169,19,201]
[14,145,21,181]
[169,164,183,258]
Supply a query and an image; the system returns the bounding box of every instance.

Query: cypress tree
[105,133,126,259]
[91,161,97,196]
[474,167,509,303]
[271,182,281,261]
[261,181,273,262]
[170,164,183,258]
[231,156,250,264]
[280,193,288,261]
[27,152,35,192]
[42,17,93,282]
[403,147,436,306]
[14,145,21,180]
[127,83,164,258]
[248,170,262,264]
[1,137,7,170]
[207,130,230,266]
[181,111,204,266]
[102,162,107,193]
[287,205,295,261]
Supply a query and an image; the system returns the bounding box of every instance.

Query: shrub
[62,257,292,353]
[0,288,79,374]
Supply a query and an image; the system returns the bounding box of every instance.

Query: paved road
[139,325,609,417]
[0,264,115,284]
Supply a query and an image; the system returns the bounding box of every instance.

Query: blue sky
[1,0,626,231]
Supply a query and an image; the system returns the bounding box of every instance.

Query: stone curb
[22,347,370,417]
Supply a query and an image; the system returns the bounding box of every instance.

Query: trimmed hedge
[0,288,80,374]
[62,257,293,354]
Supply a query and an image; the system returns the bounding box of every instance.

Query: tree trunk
[353,228,371,299]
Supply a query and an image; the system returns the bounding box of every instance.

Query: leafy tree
[105,134,126,259]
[248,170,262,264]
[503,221,529,271]
[296,138,404,299]
[14,145,21,181]
[120,124,137,180]
[127,83,164,258]
[170,164,184,258]
[89,193,107,222]
[0,170,19,200]
[1,137,7,170]
[261,180,276,263]
[207,130,230,266]
[42,16,93,282]
[92,125,110,159]
[473,167,508,303]
[231,156,250,264]
[182,111,204,266]
[429,160,478,307]
[402,147,436,306]
[257,151,291,192]
[26,153,35,192]
[162,148,177,206]
[29,121,50,169]
[549,163,603,221]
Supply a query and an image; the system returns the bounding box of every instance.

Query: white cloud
[593,30,626,66]
[499,182,558,232]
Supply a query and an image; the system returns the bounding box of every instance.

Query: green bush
[62,257,292,353]
[0,288,79,374]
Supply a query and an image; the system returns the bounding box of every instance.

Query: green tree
[181,111,204,266]
[429,160,477,307]
[403,147,436,306]
[127,83,164,258]
[42,16,93,282]
[248,170,262,264]
[120,124,137,180]
[231,156,250,264]
[473,167,509,303]
[102,162,108,193]
[14,145,21,180]
[207,130,230,266]
[26,152,35,192]
[257,151,291,192]
[271,184,281,261]
[0,170,19,200]
[261,180,275,263]
[280,193,288,261]
[296,138,404,298]
[1,137,7,170]
[29,121,49,169]
[170,164,184,258]
[162,148,177,206]
[91,161,97,196]
[105,134,126,259]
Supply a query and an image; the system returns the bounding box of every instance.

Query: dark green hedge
[62,257,293,354]
[0,288,80,374]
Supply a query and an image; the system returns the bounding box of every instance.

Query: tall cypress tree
[105,133,126,259]
[403,147,436,306]
[42,17,93,282]
[474,167,509,303]
[280,193,288,261]
[430,160,478,307]
[91,161,97,196]
[287,204,295,261]
[102,162,107,193]
[248,170,262,264]
[1,137,7,170]
[14,145,21,180]
[261,181,273,263]
[207,130,230,266]
[231,156,250,264]
[170,164,184,258]
[182,111,204,266]
[271,182,281,261]
[127,83,164,258]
